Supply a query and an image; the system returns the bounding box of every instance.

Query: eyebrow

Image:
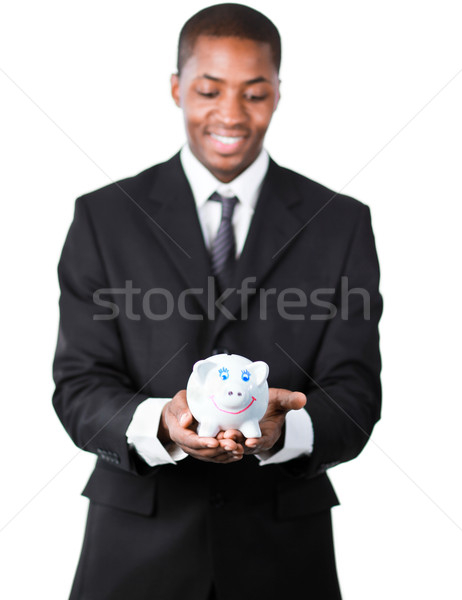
[197,74,270,85]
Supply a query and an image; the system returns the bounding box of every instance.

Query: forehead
[182,35,277,81]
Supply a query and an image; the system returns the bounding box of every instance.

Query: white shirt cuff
[126,398,188,466]
[256,408,314,466]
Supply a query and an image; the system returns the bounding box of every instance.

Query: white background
[1,1,461,598]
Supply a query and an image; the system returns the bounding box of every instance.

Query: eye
[196,90,219,98]
[218,367,229,380]
[243,86,269,102]
[241,369,250,382]
[244,94,267,102]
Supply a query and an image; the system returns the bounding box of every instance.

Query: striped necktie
[209,192,239,293]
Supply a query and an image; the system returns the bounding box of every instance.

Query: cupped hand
[218,388,306,455]
[159,390,245,463]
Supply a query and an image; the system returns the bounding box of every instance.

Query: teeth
[211,133,243,145]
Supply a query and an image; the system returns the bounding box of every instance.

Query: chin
[210,157,252,181]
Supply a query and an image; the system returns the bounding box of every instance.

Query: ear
[170,73,181,108]
[273,78,281,111]
[193,360,216,385]
[248,361,269,386]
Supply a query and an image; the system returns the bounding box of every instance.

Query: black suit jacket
[52,152,382,599]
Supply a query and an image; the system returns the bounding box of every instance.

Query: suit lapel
[213,159,304,338]
[143,153,212,315]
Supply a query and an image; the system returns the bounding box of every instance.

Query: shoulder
[75,153,182,211]
[268,159,369,223]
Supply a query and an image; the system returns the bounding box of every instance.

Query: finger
[269,388,307,412]
[222,429,245,443]
[175,428,219,451]
[210,452,243,463]
[218,439,245,454]
[244,437,259,449]
[193,445,243,463]
[244,437,272,453]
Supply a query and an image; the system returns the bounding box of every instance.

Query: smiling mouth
[209,133,245,145]
[210,395,257,414]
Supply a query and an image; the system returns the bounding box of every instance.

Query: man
[53,4,382,599]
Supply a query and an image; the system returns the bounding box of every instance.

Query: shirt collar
[180,144,269,211]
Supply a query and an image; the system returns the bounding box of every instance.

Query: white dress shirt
[126,145,314,466]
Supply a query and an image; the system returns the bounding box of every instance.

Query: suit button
[96,448,120,464]
[210,492,225,508]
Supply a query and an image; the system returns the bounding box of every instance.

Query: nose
[227,391,243,397]
[218,92,246,125]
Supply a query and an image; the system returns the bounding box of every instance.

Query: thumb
[270,388,307,412]
[171,390,194,427]
[179,411,193,427]
[288,391,307,411]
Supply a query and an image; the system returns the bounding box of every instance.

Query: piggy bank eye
[218,367,229,380]
[241,369,250,382]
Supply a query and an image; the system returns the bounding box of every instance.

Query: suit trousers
[69,499,342,600]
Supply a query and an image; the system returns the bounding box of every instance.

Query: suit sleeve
[286,203,383,478]
[52,197,151,475]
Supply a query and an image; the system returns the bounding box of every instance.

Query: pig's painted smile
[210,395,257,415]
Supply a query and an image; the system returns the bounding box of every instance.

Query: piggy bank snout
[224,389,244,397]
[218,386,250,408]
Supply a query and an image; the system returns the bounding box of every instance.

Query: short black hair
[177,3,281,74]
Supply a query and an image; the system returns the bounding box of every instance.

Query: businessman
[53,4,383,599]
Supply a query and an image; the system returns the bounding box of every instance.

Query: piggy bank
[186,353,269,438]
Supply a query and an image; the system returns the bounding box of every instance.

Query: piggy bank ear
[248,361,269,386]
[193,360,216,385]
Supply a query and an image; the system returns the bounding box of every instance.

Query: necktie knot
[210,192,239,221]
